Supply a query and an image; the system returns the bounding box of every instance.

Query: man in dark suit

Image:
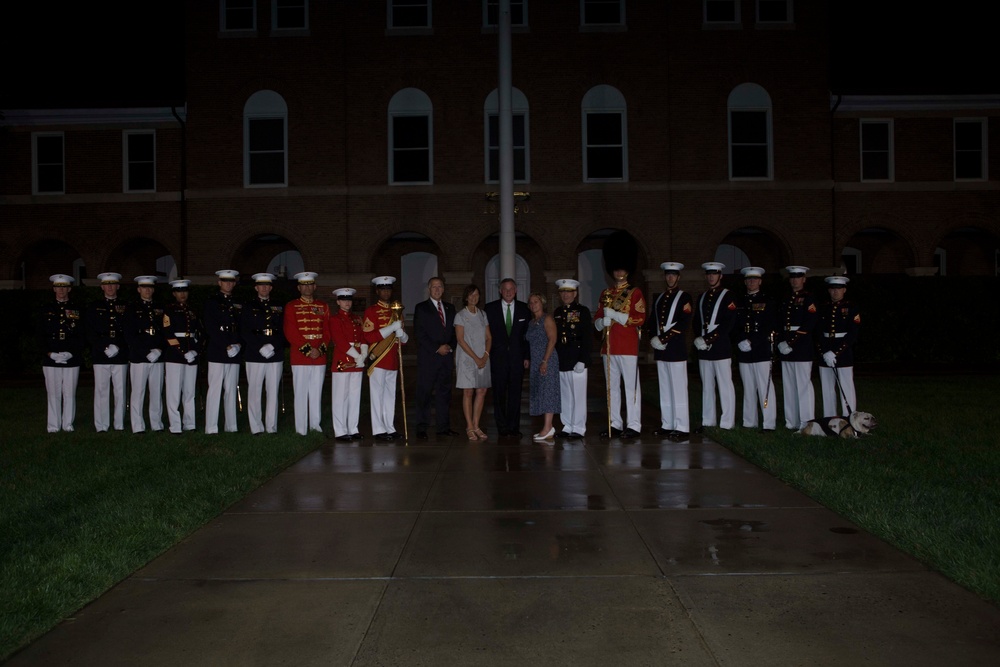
[484,277,531,437]
[414,276,459,438]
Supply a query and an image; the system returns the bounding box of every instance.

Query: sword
[763,331,774,408]
[390,301,408,443]
[601,293,613,437]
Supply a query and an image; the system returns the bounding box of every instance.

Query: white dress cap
[555,279,580,291]
[333,287,356,298]
[701,262,725,273]
[252,272,276,284]
[825,275,849,286]
[741,266,765,278]
[170,279,191,290]
[97,272,122,284]
[135,275,158,286]
[372,276,397,286]
[215,269,239,280]
[293,271,318,284]
[49,274,75,286]
[785,265,810,276]
[660,262,684,273]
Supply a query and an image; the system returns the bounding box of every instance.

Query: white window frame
[582,85,628,182]
[704,0,740,25]
[389,88,434,185]
[860,119,894,182]
[954,118,987,181]
[220,0,256,33]
[272,0,309,31]
[580,0,624,27]
[32,132,65,195]
[244,90,289,188]
[483,0,527,28]
[756,0,792,24]
[728,83,773,181]
[123,130,156,193]
[388,0,432,31]
[484,88,530,184]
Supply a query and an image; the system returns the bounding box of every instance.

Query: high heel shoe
[467,429,478,441]
[533,427,555,442]
[474,428,487,441]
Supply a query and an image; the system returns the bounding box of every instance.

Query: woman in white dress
[454,284,492,440]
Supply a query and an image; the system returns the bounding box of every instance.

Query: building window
[124,131,156,192]
[221,0,256,31]
[484,0,526,27]
[728,83,772,180]
[485,88,529,183]
[860,119,893,182]
[389,88,433,184]
[954,118,986,181]
[244,90,288,187]
[32,132,64,195]
[756,0,791,23]
[704,0,739,24]
[273,0,308,30]
[389,0,431,29]
[582,85,627,182]
[581,0,624,26]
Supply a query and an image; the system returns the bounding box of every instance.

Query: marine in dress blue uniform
[694,262,738,430]
[241,272,286,434]
[86,272,128,432]
[204,269,243,433]
[38,274,85,432]
[733,266,778,430]
[552,279,592,439]
[647,262,693,438]
[124,275,166,433]
[163,279,205,433]
[777,265,818,429]
[816,275,861,417]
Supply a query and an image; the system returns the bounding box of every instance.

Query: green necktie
[505,303,512,335]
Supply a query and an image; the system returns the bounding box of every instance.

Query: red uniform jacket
[595,284,646,355]
[362,301,402,372]
[328,309,365,373]
[283,297,331,365]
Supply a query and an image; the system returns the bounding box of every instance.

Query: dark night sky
[2,2,995,109]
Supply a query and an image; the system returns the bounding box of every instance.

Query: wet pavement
[9,383,1000,665]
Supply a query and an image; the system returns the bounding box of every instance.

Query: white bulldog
[800,411,877,438]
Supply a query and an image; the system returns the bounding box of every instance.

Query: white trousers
[739,361,776,429]
[331,372,362,437]
[781,361,815,429]
[656,361,690,433]
[292,365,325,435]
[129,362,164,432]
[43,366,79,432]
[819,366,856,417]
[165,362,198,433]
[369,367,398,435]
[206,362,239,434]
[699,358,735,429]
[246,361,283,434]
[602,354,641,431]
[558,369,588,435]
[93,363,126,431]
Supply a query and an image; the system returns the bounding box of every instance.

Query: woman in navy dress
[526,292,561,441]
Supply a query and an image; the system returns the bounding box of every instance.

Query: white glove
[738,340,752,353]
[397,330,409,343]
[105,344,119,358]
[184,350,197,364]
[693,337,708,351]
[346,346,362,362]
[50,352,69,364]
[650,336,666,351]
[380,321,402,338]
[610,310,629,326]
[602,315,612,328]
[360,344,369,359]
[573,361,586,374]
[594,318,606,332]
[260,343,275,359]
[778,341,792,356]
[227,344,241,358]
[146,349,162,363]
[823,351,837,368]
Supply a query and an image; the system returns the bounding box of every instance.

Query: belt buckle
[263,328,272,336]
[58,332,66,340]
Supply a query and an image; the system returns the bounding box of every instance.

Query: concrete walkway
[9,396,1000,665]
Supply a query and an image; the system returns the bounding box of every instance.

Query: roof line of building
[831,94,1000,112]
[0,106,187,127]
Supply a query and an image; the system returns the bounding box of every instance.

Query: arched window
[484,88,530,183]
[389,88,433,185]
[582,85,627,182]
[244,90,288,187]
[728,83,772,180]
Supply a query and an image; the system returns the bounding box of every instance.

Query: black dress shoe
[669,431,690,440]
[437,429,461,437]
[599,427,623,438]
[621,428,640,438]
[555,430,570,438]
[350,433,363,440]
[335,435,353,442]
[375,433,395,442]
[386,432,400,440]
[565,432,583,440]
[693,426,705,434]
[651,428,670,436]
[416,430,428,440]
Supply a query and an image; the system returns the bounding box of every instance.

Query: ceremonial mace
[601,292,614,437]
[391,301,409,443]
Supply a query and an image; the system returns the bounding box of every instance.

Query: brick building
[3,1,998,313]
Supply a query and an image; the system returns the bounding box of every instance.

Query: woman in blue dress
[526,292,560,441]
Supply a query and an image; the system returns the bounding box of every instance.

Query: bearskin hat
[602,230,639,277]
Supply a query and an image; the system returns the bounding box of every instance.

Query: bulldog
[800,411,877,438]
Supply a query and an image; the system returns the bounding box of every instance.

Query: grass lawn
[698,373,1000,607]
[0,384,324,661]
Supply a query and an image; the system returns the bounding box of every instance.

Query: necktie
[505,303,512,335]
[437,301,445,326]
